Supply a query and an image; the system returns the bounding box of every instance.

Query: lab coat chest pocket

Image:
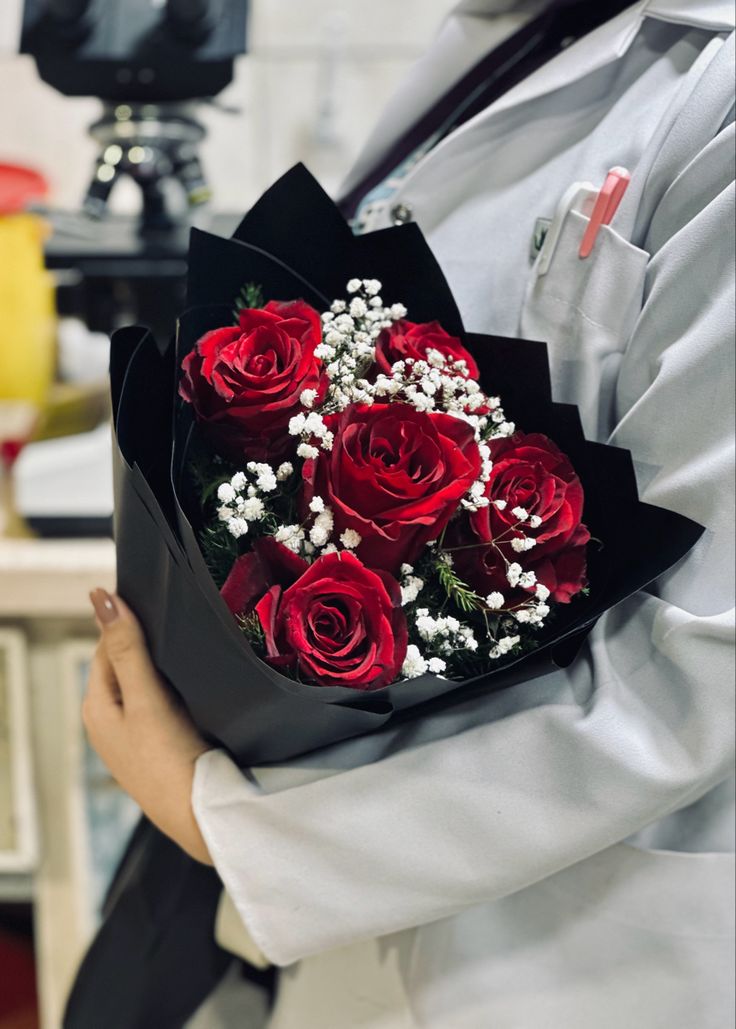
[521,210,649,441]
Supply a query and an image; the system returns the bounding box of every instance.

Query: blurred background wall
[0,1,452,212]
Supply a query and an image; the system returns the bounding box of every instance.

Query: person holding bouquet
[78,1,735,1027]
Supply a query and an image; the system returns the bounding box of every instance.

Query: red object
[302,402,482,574]
[0,440,25,469]
[579,166,631,259]
[0,928,39,1029]
[0,164,48,216]
[256,550,408,690]
[179,300,327,463]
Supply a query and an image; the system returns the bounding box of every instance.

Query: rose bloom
[221,536,308,617]
[450,432,590,605]
[179,300,326,462]
[374,320,479,379]
[303,402,482,573]
[222,545,408,690]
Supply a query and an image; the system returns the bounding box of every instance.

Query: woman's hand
[83,589,213,865]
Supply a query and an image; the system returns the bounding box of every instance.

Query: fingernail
[90,589,119,625]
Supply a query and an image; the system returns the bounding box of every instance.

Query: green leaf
[436,559,483,614]
[233,282,265,321]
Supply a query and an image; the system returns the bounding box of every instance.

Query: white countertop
[0,538,116,618]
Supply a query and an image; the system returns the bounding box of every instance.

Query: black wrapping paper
[65,165,704,1028]
[110,165,703,767]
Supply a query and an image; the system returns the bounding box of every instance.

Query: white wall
[0,1,451,213]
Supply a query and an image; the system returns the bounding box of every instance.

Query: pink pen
[579,166,631,259]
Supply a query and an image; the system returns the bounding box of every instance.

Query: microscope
[11,1,249,535]
[22,0,249,231]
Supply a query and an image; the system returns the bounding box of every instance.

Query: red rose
[303,403,482,573]
[449,432,590,605]
[179,300,326,462]
[221,537,309,617]
[374,320,479,379]
[255,551,408,690]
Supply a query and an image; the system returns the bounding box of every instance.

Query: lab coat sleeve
[192,160,736,969]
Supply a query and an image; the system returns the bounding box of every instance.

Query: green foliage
[233,282,265,321]
[238,611,266,652]
[435,558,484,613]
[200,521,241,589]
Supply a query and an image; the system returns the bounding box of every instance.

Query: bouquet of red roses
[66,164,703,1029]
[180,277,590,693]
[110,164,702,768]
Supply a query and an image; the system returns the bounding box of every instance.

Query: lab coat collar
[454,0,735,30]
[643,0,735,31]
[339,0,733,200]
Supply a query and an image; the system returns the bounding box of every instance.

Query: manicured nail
[90,589,119,624]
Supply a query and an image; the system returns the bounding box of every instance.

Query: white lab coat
[189,2,736,1026]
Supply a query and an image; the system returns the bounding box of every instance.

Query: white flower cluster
[217,462,293,539]
[372,352,489,427]
[412,601,522,664]
[401,644,447,679]
[414,609,479,656]
[399,563,425,606]
[461,441,494,513]
[288,410,335,459]
[299,494,364,558]
[489,568,552,628]
[315,279,407,414]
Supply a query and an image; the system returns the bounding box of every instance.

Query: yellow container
[0,212,56,406]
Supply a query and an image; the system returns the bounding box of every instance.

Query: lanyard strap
[340,0,634,221]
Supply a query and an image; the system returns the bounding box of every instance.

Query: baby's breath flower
[274,524,305,554]
[300,388,318,408]
[400,576,425,606]
[402,645,428,679]
[289,413,306,436]
[340,528,362,550]
[507,563,523,588]
[218,482,236,503]
[242,497,265,521]
[226,517,249,539]
[497,635,520,655]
